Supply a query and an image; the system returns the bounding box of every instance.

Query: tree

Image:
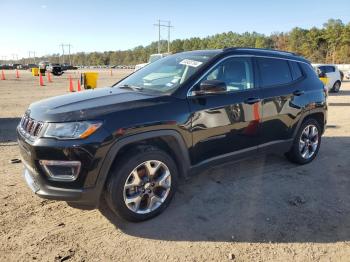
[34,18,350,65]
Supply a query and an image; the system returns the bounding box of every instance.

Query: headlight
[44,121,102,139]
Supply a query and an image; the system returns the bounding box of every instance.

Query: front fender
[92,129,191,203]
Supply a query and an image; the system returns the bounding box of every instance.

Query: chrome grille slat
[20,115,43,138]
[29,122,37,135]
[27,120,33,133]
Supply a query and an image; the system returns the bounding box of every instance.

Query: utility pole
[11,53,18,62]
[60,43,72,65]
[168,21,171,53]
[67,44,72,65]
[1,56,7,64]
[154,20,161,53]
[60,44,65,64]
[28,51,36,64]
[153,20,173,53]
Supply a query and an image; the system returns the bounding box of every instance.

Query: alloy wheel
[299,124,319,159]
[123,160,171,214]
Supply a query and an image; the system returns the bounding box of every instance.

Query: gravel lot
[1,69,350,262]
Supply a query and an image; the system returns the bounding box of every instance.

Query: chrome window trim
[186,54,309,97]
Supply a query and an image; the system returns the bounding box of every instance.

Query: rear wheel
[286,119,321,164]
[105,146,178,222]
[332,81,341,93]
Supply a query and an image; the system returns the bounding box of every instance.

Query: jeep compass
[17,48,327,222]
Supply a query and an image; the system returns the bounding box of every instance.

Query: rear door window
[257,58,293,87]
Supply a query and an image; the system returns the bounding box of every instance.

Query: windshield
[149,54,163,63]
[115,52,217,94]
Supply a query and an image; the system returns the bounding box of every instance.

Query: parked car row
[0,64,24,70]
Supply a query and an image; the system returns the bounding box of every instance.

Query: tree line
[24,19,350,65]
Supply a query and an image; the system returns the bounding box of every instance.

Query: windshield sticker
[180,59,203,68]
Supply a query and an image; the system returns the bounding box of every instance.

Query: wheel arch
[305,112,325,133]
[293,110,326,139]
[94,130,191,201]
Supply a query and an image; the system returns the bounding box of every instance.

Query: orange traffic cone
[39,72,44,86]
[47,72,52,82]
[69,75,74,92]
[16,69,20,78]
[1,69,6,80]
[77,79,81,91]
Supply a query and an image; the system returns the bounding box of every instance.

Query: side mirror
[192,80,227,96]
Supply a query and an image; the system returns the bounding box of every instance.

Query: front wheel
[105,146,178,222]
[285,119,322,164]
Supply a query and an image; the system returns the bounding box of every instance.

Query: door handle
[293,90,305,96]
[244,97,261,104]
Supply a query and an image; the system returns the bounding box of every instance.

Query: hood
[27,87,161,122]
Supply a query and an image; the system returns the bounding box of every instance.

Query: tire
[105,146,178,222]
[331,81,341,93]
[285,118,322,165]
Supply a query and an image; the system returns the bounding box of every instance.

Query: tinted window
[258,58,292,87]
[290,61,303,80]
[319,66,335,73]
[201,57,254,92]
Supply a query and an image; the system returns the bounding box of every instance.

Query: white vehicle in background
[345,71,350,80]
[134,53,171,71]
[313,64,342,93]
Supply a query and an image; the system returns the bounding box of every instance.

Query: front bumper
[23,166,98,208]
[17,125,112,208]
[23,161,82,200]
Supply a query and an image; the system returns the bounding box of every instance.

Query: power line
[28,51,36,64]
[1,56,7,64]
[60,44,73,65]
[153,20,173,53]
[11,53,18,62]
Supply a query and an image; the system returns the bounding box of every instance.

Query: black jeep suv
[17,48,327,222]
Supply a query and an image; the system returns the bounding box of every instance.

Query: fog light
[39,160,81,181]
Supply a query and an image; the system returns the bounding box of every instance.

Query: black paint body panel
[17,48,327,208]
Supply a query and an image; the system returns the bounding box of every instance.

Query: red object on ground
[16,69,20,78]
[1,69,5,80]
[47,72,52,82]
[69,75,74,92]
[77,79,81,91]
[39,72,44,86]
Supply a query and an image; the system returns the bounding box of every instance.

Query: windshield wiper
[118,84,143,91]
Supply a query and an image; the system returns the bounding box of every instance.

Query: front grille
[20,115,43,137]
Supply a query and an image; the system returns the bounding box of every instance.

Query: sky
[0,0,349,59]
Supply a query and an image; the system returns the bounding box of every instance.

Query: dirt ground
[1,69,350,262]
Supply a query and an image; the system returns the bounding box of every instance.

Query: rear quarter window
[257,57,293,87]
[319,66,335,73]
[289,61,303,80]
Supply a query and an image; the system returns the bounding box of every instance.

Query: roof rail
[223,47,297,56]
